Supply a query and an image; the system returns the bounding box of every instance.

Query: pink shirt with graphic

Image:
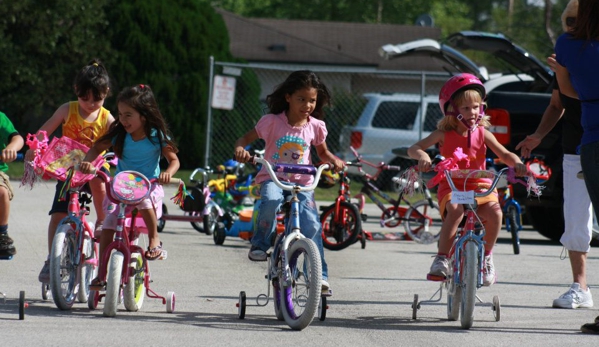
[254,112,327,186]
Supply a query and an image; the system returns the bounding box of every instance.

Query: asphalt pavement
[1,182,598,346]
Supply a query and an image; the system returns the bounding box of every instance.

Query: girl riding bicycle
[233,70,344,295]
[79,84,180,287]
[407,73,527,286]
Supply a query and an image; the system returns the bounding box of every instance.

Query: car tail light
[486,108,511,145]
[350,131,362,149]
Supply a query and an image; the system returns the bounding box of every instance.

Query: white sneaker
[428,255,449,278]
[553,283,594,309]
[483,254,496,286]
[321,279,332,297]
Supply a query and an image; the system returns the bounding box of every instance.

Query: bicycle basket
[111,171,151,205]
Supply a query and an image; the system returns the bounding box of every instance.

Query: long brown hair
[266,70,331,120]
[96,84,178,158]
[570,0,599,40]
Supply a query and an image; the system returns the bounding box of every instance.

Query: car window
[424,103,444,131]
[372,101,419,130]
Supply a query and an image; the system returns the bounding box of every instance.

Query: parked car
[339,31,574,242]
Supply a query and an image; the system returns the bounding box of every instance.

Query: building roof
[215,8,442,70]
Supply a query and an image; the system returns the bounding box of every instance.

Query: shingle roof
[216,8,442,70]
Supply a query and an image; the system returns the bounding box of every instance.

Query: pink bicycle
[85,167,178,317]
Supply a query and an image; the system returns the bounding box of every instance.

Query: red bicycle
[319,161,364,251]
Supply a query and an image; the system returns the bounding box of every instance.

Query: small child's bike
[412,166,514,329]
[237,157,329,330]
[86,168,179,316]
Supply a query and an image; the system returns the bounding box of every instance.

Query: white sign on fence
[211,75,236,110]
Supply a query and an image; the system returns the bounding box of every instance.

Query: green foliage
[0,0,113,134]
[103,0,247,168]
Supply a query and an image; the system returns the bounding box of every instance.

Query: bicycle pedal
[321,289,333,297]
[158,250,168,260]
[426,274,446,282]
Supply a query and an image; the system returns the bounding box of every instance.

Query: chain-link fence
[205,57,449,170]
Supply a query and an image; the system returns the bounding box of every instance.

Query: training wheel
[238,291,246,319]
[19,291,25,320]
[166,291,176,313]
[492,295,501,321]
[88,290,99,310]
[41,282,49,301]
[318,296,327,321]
[412,294,419,320]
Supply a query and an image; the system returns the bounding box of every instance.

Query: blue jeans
[580,143,599,223]
[252,180,328,280]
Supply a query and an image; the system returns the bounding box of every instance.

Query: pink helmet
[438,73,486,117]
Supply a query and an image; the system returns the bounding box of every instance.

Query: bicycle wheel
[271,234,285,321]
[157,203,167,232]
[187,211,203,232]
[103,251,124,317]
[203,204,219,235]
[280,238,322,330]
[446,257,461,321]
[320,201,361,251]
[77,234,97,303]
[123,253,145,311]
[49,224,79,310]
[404,200,441,244]
[460,241,478,329]
[506,205,520,255]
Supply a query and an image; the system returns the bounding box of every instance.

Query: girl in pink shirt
[234,70,344,295]
[408,73,526,286]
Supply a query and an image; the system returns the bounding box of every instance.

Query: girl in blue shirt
[80,84,180,274]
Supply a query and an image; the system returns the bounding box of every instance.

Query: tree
[0,0,113,133]
[104,0,260,167]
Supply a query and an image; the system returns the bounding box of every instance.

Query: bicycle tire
[187,211,203,232]
[77,233,97,303]
[460,241,478,329]
[103,251,124,317]
[272,234,285,321]
[203,205,219,236]
[123,253,145,311]
[320,201,362,251]
[157,203,167,232]
[446,257,461,321]
[50,224,78,310]
[506,205,520,255]
[404,200,442,244]
[280,238,322,330]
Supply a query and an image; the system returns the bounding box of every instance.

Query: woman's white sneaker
[553,283,593,309]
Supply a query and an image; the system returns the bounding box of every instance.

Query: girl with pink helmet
[408,73,527,285]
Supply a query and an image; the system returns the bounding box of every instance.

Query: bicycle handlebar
[445,167,510,198]
[251,156,330,192]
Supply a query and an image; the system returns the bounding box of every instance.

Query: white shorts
[560,154,593,252]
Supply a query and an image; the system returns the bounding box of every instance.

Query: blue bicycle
[237,157,329,330]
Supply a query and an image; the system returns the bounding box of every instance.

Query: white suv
[338,92,442,189]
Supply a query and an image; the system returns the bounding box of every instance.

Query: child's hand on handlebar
[234,146,251,163]
[514,163,528,177]
[78,161,95,174]
[159,171,173,185]
[329,157,345,173]
[417,155,432,173]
